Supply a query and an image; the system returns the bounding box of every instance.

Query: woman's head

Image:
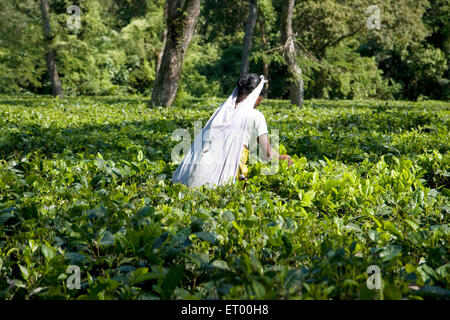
[236,73,267,106]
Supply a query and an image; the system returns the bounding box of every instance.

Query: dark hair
[236,73,266,102]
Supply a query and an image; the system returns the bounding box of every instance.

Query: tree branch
[317,23,365,56]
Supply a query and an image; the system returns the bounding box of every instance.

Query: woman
[172,73,293,188]
[235,73,293,180]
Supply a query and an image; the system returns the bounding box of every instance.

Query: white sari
[172,75,268,188]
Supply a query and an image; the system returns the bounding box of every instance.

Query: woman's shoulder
[248,108,266,123]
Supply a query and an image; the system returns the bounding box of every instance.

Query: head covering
[172,75,268,188]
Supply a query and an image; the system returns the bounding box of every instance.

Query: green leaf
[404,219,419,231]
[369,214,382,228]
[421,264,439,280]
[418,286,450,298]
[161,240,192,258]
[136,206,155,218]
[222,210,235,222]
[208,260,230,271]
[282,234,293,256]
[160,228,192,258]
[41,243,56,261]
[184,253,210,268]
[65,252,88,265]
[232,221,243,236]
[19,265,29,281]
[0,212,14,226]
[383,282,402,300]
[244,201,253,216]
[192,231,216,243]
[100,231,115,247]
[252,280,266,298]
[242,215,259,227]
[344,223,361,233]
[436,264,449,279]
[25,174,38,186]
[151,232,169,250]
[379,244,402,262]
[130,268,160,285]
[22,203,39,220]
[161,264,184,299]
[137,150,144,162]
[300,190,316,207]
[405,263,416,273]
[384,220,403,239]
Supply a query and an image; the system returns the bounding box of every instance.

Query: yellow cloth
[236,146,249,178]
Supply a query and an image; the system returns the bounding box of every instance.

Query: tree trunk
[260,19,269,98]
[40,0,63,98]
[155,30,167,76]
[150,0,201,107]
[281,0,303,107]
[155,3,168,76]
[240,0,258,75]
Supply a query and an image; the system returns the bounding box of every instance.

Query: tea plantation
[0,95,448,300]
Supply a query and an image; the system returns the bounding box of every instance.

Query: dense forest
[0,0,449,102]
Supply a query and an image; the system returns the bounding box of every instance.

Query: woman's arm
[257,134,293,166]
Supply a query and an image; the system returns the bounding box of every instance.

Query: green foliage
[1,0,448,100]
[50,0,165,96]
[0,0,46,93]
[0,96,448,300]
[178,36,222,99]
[301,40,401,99]
[0,0,165,96]
[404,45,448,101]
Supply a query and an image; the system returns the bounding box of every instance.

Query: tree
[40,0,63,98]
[0,0,45,93]
[281,0,303,107]
[155,4,168,76]
[200,0,248,42]
[259,18,269,97]
[240,0,258,75]
[1,0,447,101]
[150,0,201,107]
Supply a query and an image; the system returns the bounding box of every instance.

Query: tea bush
[0,95,448,299]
